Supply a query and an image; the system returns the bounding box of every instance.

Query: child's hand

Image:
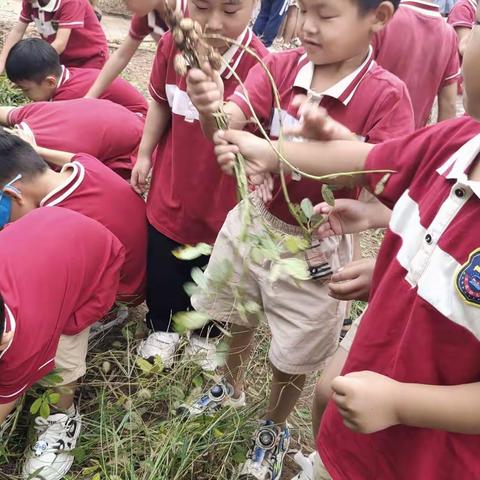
[213,129,279,175]
[131,155,152,194]
[250,173,274,203]
[283,95,356,142]
[328,258,375,302]
[5,125,37,148]
[331,371,401,434]
[315,199,373,238]
[186,62,224,115]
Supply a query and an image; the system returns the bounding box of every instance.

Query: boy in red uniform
[373,0,460,128]
[0,130,147,305]
[86,0,186,101]
[0,206,124,480]
[185,0,413,477]
[5,39,147,116]
[448,0,477,55]
[132,0,267,371]
[210,5,480,476]
[0,98,144,179]
[0,0,108,74]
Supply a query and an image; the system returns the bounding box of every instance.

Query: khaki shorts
[55,328,91,385]
[313,452,332,480]
[192,197,353,375]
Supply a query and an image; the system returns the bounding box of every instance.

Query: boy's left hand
[331,371,401,434]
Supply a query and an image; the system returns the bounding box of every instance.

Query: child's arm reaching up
[331,372,480,435]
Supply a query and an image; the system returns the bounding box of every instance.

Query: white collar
[219,28,252,79]
[31,0,62,13]
[40,161,85,207]
[438,133,480,198]
[399,0,442,17]
[293,46,374,106]
[56,65,70,89]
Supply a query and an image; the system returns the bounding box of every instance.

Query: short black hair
[5,38,62,84]
[357,0,401,12]
[0,129,48,187]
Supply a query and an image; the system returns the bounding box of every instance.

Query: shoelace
[32,416,73,457]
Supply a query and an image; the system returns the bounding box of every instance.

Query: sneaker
[238,420,290,480]
[184,334,219,371]
[22,407,81,480]
[137,331,180,368]
[177,378,245,417]
[290,451,316,480]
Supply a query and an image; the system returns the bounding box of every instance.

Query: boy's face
[298,0,389,65]
[123,0,158,16]
[14,77,57,102]
[188,0,255,51]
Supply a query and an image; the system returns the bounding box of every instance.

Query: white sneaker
[137,331,180,368]
[291,451,316,480]
[184,334,220,371]
[23,408,81,480]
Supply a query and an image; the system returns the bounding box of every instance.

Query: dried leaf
[321,184,335,207]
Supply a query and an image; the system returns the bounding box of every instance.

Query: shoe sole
[23,454,74,480]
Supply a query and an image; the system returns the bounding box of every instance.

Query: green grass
[0,76,27,106]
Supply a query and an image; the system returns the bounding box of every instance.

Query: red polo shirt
[448,0,477,28]
[147,29,268,245]
[129,0,187,41]
[40,154,147,304]
[7,99,144,178]
[229,47,415,225]
[0,207,124,404]
[53,65,148,116]
[318,116,480,480]
[372,0,460,129]
[19,0,108,69]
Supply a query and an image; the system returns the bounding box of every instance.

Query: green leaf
[153,355,164,372]
[213,428,224,438]
[279,258,310,281]
[173,311,210,333]
[48,393,60,405]
[92,473,101,480]
[40,401,50,419]
[300,198,314,220]
[283,235,309,254]
[191,267,207,289]
[192,375,203,388]
[136,357,154,374]
[172,243,212,260]
[321,184,335,207]
[30,398,43,415]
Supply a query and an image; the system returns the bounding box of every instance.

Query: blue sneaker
[238,420,290,480]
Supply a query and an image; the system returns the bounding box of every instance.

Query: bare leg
[54,382,76,411]
[267,364,306,425]
[223,324,255,398]
[312,347,348,438]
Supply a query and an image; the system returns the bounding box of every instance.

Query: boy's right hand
[213,129,279,176]
[328,258,375,302]
[131,155,152,194]
[186,62,224,116]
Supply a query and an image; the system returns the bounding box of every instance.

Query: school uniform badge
[456,249,480,307]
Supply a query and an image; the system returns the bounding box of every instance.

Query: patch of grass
[0,76,27,106]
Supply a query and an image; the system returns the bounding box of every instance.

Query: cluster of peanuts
[164,6,223,76]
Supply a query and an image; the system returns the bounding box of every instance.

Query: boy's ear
[0,331,13,352]
[45,75,58,88]
[370,1,395,34]
[3,187,23,205]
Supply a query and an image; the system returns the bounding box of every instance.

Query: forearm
[51,28,71,55]
[463,25,480,119]
[456,27,471,56]
[365,196,391,228]
[276,139,373,185]
[395,381,480,434]
[0,23,27,72]
[36,146,75,166]
[437,83,458,123]
[0,400,16,424]
[137,100,170,158]
[0,107,14,126]
[86,38,140,98]
[201,102,247,140]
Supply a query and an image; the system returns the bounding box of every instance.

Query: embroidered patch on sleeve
[456,248,480,308]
